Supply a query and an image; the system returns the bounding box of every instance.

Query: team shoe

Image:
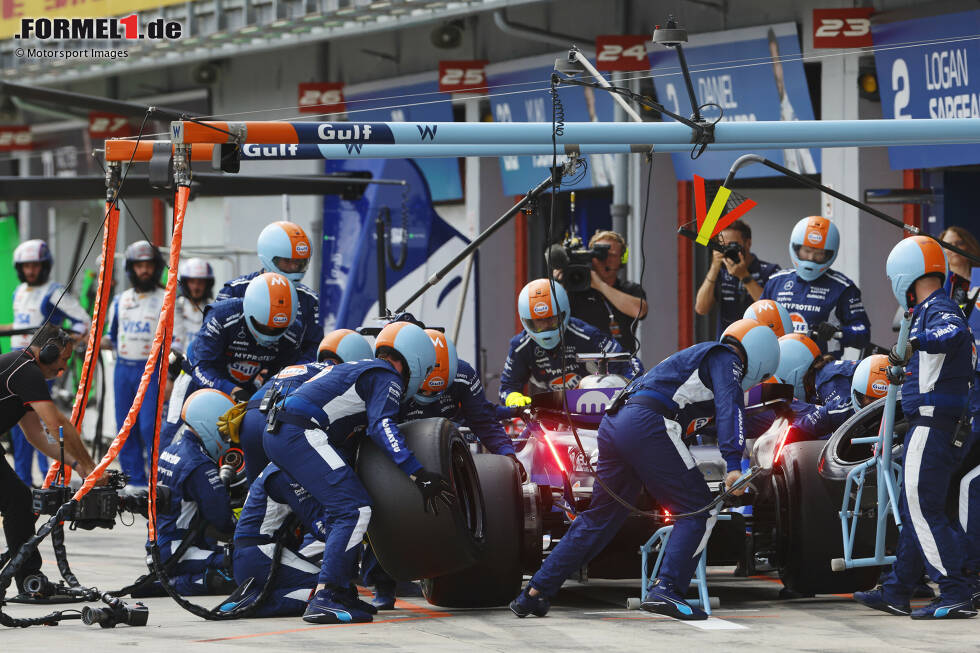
[509,586,550,618]
[217,578,258,613]
[342,585,379,615]
[371,589,397,611]
[640,578,707,621]
[911,575,936,599]
[909,596,978,620]
[302,588,374,624]
[852,586,911,616]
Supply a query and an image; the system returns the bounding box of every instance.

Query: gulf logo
[549,373,579,388]
[790,313,808,333]
[807,231,823,245]
[427,377,446,388]
[278,364,308,378]
[871,380,888,395]
[228,360,261,383]
[272,312,289,326]
[533,302,550,316]
[295,242,310,256]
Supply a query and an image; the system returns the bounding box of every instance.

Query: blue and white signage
[648,22,820,180]
[345,80,463,201]
[872,10,980,169]
[487,56,617,195]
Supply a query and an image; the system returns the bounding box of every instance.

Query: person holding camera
[559,231,647,354]
[695,220,781,339]
[0,324,98,595]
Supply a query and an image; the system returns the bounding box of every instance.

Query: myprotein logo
[14,16,181,40]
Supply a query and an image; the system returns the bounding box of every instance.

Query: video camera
[32,470,172,529]
[81,593,149,628]
[546,236,610,293]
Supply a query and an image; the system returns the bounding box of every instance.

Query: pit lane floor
[1,515,977,652]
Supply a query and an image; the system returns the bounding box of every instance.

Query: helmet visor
[249,316,288,338]
[272,256,309,275]
[793,244,833,264]
[524,315,561,333]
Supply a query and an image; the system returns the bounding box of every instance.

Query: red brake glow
[773,424,793,465]
[541,431,567,473]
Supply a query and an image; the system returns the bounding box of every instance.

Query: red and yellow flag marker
[692,174,757,245]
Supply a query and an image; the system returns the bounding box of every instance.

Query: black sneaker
[510,586,550,618]
[852,586,910,616]
[910,596,977,620]
[640,578,707,621]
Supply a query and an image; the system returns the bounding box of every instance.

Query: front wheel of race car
[421,453,524,607]
[773,441,880,595]
[358,418,487,581]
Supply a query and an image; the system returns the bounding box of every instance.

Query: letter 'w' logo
[693,174,757,245]
[417,124,438,141]
[345,143,363,155]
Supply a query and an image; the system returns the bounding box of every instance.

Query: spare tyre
[774,441,880,594]
[422,454,523,607]
[358,418,486,581]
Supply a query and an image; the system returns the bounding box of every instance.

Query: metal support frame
[832,313,911,571]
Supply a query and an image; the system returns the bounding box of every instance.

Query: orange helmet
[851,354,891,410]
[416,329,458,404]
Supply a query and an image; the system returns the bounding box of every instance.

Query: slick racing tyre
[773,441,879,595]
[358,418,486,581]
[422,453,523,607]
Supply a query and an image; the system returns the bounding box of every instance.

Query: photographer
[556,231,647,354]
[0,324,97,594]
[695,220,780,339]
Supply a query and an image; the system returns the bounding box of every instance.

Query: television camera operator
[0,324,98,594]
[695,220,780,339]
[549,230,647,353]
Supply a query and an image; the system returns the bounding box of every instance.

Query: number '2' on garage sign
[595,35,649,71]
[438,60,487,93]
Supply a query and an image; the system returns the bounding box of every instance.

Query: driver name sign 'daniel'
[647,22,819,181]
[871,9,980,169]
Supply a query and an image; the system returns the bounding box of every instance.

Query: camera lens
[82,606,108,626]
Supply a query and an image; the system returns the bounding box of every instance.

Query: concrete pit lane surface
[1,522,976,652]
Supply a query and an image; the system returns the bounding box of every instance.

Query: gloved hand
[231,386,254,403]
[888,337,918,367]
[412,469,456,515]
[886,364,907,385]
[809,321,839,343]
[725,470,747,496]
[507,454,528,483]
[505,391,533,408]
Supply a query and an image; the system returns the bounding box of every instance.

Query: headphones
[38,330,72,365]
[589,231,629,265]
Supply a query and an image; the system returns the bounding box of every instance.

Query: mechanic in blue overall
[261,321,454,624]
[142,389,238,597]
[162,272,301,446]
[236,329,373,485]
[499,279,641,409]
[510,318,779,621]
[762,216,870,358]
[854,236,977,619]
[361,329,522,610]
[215,221,321,361]
[958,265,980,609]
[4,239,90,484]
[103,241,166,486]
[223,462,381,618]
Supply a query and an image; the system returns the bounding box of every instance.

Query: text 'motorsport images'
[1,1,980,649]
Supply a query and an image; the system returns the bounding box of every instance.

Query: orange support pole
[677,181,694,349]
[902,169,921,235]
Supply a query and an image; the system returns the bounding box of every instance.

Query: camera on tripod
[546,236,611,293]
[81,593,149,628]
[32,470,172,529]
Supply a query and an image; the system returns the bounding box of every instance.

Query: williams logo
[417,124,438,141]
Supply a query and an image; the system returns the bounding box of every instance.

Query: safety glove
[505,391,533,408]
[412,469,456,516]
[809,321,840,343]
[217,402,249,444]
[507,454,528,483]
[231,386,254,403]
[888,337,917,368]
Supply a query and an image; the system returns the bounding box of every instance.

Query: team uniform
[762,268,870,357]
[528,342,747,599]
[163,297,302,444]
[262,360,423,594]
[107,287,166,485]
[790,359,860,439]
[151,429,236,595]
[499,317,641,402]
[238,362,329,484]
[8,280,89,483]
[171,296,206,355]
[402,360,515,456]
[881,289,975,607]
[714,256,781,338]
[216,273,320,361]
[231,463,328,617]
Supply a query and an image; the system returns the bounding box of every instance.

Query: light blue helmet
[318,329,373,363]
[518,278,570,350]
[721,318,780,391]
[243,272,298,346]
[885,235,948,308]
[743,299,793,338]
[375,321,437,399]
[181,389,235,460]
[257,221,311,282]
[850,354,891,411]
[789,216,839,282]
[415,329,458,405]
[775,333,821,400]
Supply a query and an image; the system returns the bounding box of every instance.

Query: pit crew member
[854,236,977,619]
[762,216,870,357]
[510,318,779,621]
[171,257,215,356]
